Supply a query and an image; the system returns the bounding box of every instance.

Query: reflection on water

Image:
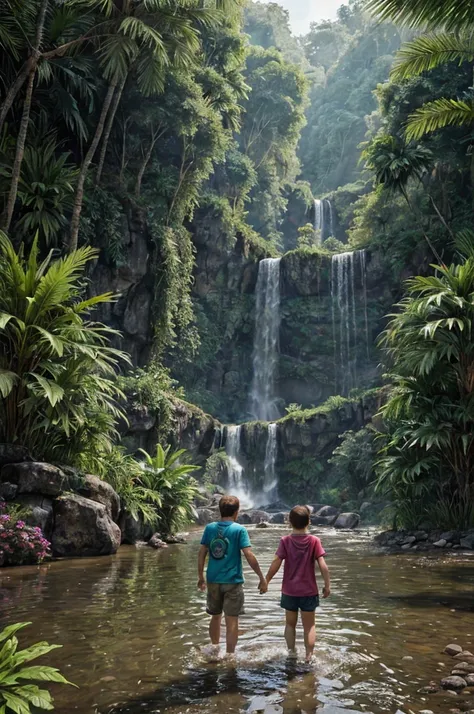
[1,529,473,714]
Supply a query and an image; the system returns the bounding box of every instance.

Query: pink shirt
[276,534,326,597]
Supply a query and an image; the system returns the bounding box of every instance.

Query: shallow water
[1,528,474,714]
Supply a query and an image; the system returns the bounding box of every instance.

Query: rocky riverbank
[375,529,474,552]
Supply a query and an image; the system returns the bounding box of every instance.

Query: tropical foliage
[377,244,474,528]
[138,445,200,534]
[0,232,128,464]
[0,622,75,713]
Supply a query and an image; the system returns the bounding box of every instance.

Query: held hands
[258,578,268,594]
[197,578,207,592]
[322,586,331,599]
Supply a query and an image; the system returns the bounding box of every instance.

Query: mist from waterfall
[331,250,369,395]
[250,258,281,422]
[313,198,334,241]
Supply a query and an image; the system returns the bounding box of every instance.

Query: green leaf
[33,327,65,356]
[0,312,14,329]
[11,685,54,710]
[1,691,30,714]
[29,374,65,407]
[16,666,75,686]
[0,624,31,646]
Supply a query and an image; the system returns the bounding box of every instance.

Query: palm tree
[362,134,443,260]
[365,0,474,140]
[0,231,129,457]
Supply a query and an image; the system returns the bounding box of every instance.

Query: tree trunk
[0,58,36,135]
[2,69,36,233]
[95,75,127,186]
[134,129,162,198]
[68,80,118,253]
[1,0,49,232]
[401,187,444,265]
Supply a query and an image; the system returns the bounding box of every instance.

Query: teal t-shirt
[201,521,251,584]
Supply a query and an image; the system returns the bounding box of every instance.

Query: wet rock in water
[316,505,340,518]
[402,656,413,661]
[259,501,290,513]
[418,683,439,694]
[52,494,121,557]
[454,652,474,660]
[238,510,270,525]
[76,474,120,522]
[334,512,360,529]
[256,521,270,529]
[401,536,416,545]
[419,710,434,714]
[441,676,467,690]
[248,696,268,712]
[196,508,215,525]
[446,645,464,657]
[311,515,337,526]
[269,512,287,524]
[464,674,474,686]
[452,662,474,674]
[460,535,474,550]
[434,539,447,548]
[147,534,168,549]
[401,544,412,550]
[1,461,66,497]
[121,514,152,545]
[163,534,187,544]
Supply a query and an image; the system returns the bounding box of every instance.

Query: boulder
[52,494,121,557]
[0,444,32,467]
[360,501,372,514]
[441,676,467,690]
[238,510,270,525]
[14,494,53,538]
[402,536,417,545]
[452,662,474,674]
[465,675,474,686]
[163,534,187,544]
[121,514,153,545]
[196,508,215,526]
[270,512,287,525]
[434,539,447,548]
[256,522,270,529]
[445,645,464,657]
[460,535,474,550]
[76,474,120,522]
[414,530,428,541]
[0,482,18,500]
[316,505,340,518]
[311,515,337,526]
[147,534,168,549]
[1,462,66,497]
[334,512,360,529]
[259,501,290,513]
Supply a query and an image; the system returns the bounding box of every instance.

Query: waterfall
[250,258,281,422]
[331,250,368,395]
[314,199,323,244]
[263,423,278,497]
[225,426,252,507]
[327,200,334,237]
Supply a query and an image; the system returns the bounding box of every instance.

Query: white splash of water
[225,425,253,508]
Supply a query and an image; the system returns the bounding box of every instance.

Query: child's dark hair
[289,505,310,530]
[219,495,240,517]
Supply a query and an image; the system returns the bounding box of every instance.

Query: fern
[405,98,474,141]
[391,32,474,82]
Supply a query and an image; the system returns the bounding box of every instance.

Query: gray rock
[238,510,270,525]
[163,534,187,544]
[334,512,360,529]
[1,462,66,497]
[414,530,428,541]
[147,534,168,549]
[196,508,215,526]
[434,539,447,548]
[311,515,337,526]
[270,512,287,524]
[402,536,417,545]
[259,501,290,513]
[360,501,372,514]
[0,444,32,467]
[14,494,53,538]
[460,535,474,550]
[452,662,474,674]
[440,676,467,690]
[441,531,460,543]
[401,543,412,550]
[52,494,121,557]
[316,505,340,518]
[256,522,270,529]
[0,482,18,500]
[465,674,474,686]
[76,474,120,522]
[445,644,464,657]
[121,514,153,545]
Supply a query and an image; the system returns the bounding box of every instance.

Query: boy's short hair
[289,505,310,529]
[219,495,240,517]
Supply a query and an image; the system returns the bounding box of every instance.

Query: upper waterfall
[250,257,282,422]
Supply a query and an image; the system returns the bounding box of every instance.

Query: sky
[260,0,345,35]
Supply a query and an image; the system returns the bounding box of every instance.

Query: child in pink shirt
[265,505,330,662]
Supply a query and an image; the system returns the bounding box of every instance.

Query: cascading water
[263,423,278,498]
[327,199,335,237]
[331,249,369,395]
[225,425,252,507]
[314,199,323,243]
[250,258,281,422]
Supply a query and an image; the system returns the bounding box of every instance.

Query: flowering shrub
[0,502,50,566]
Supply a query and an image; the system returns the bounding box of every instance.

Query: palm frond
[391,32,474,82]
[405,98,474,141]
[364,0,474,32]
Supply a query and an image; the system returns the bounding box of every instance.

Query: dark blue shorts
[280,594,320,612]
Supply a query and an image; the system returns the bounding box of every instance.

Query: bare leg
[224,615,239,653]
[209,614,221,645]
[301,610,316,662]
[284,609,298,653]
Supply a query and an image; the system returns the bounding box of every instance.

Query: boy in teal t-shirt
[198,495,267,655]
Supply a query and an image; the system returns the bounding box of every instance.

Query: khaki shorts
[206,583,245,617]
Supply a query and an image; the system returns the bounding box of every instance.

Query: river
[1,528,473,714]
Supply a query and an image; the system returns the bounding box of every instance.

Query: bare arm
[197,545,208,591]
[318,556,330,598]
[242,547,267,593]
[265,556,282,585]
